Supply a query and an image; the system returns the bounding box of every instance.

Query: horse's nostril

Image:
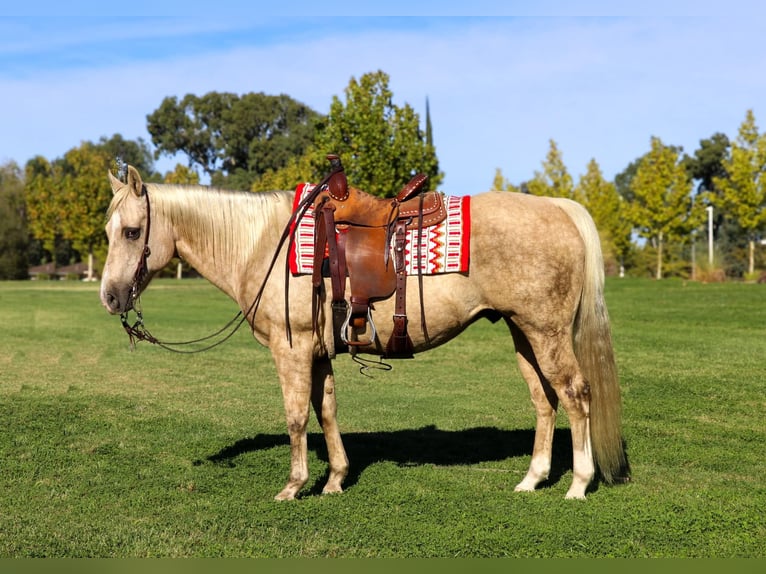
[104,291,120,313]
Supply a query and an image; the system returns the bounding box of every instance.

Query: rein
[118,184,251,353]
[118,167,340,353]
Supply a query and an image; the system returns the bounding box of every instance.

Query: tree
[682,132,748,275]
[312,70,443,197]
[251,152,317,192]
[425,97,434,150]
[163,163,200,185]
[525,139,574,198]
[713,110,766,276]
[147,92,321,189]
[24,156,61,258]
[491,168,520,192]
[616,142,683,203]
[59,144,114,280]
[683,132,730,197]
[614,156,642,203]
[627,136,702,279]
[98,134,159,182]
[0,161,29,279]
[25,139,130,280]
[574,159,632,275]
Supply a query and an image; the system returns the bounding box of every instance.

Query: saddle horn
[325,154,349,201]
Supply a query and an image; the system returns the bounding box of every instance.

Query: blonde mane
[128,183,294,271]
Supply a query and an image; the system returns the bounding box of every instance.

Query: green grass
[0,278,764,557]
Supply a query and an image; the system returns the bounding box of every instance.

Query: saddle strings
[351,352,393,377]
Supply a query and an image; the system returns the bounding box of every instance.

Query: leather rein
[118,168,340,353]
[118,184,251,353]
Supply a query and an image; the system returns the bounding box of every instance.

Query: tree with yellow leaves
[713,109,766,276]
[628,137,703,279]
[525,139,574,198]
[574,159,632,275]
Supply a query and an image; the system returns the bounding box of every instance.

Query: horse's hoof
[514,484,535,493]
[564,490,587,500]
[274,488,298,501]
[322,485,344,495]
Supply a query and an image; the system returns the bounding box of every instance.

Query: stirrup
[340,305,376,347]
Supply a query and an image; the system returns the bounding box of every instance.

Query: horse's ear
[108,170,123,195]
[126,165,145,198]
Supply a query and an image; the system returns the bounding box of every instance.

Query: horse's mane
[135,183,294,271]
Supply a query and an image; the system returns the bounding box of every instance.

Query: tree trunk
[87,251,95,282]
[749,238,755,276]
[656,233,663,280]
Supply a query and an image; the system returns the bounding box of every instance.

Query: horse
[100,165,629,500]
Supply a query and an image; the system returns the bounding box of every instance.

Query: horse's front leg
[311,355,349,494]
[272,343,314,501]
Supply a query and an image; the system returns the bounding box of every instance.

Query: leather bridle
[116,165,341,353]
[119,185,158,347]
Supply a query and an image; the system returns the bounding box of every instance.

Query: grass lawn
[0,277,764,557]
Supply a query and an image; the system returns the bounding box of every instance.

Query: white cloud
[2,16,766,194]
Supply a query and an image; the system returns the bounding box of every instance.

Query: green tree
[425,97,434,150]
[25,141,126,279]
[24,156,61,257]
[147,92,321,189]
[712,110,766,276]
[312,70,443,197]
[574,159,632,275]
[163,163,200,185]
[684,132,730,197]
[98,134,159,182]
[59,144,114,280]
[628,136,701,279]
[0,161,29,279]
[251,151,317,192]
[682,132,746,276]
[491,168,520,192]
[525,139,574,198]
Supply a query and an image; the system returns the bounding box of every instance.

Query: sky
[2,1,765,195]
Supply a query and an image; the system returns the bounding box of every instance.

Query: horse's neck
[154,186,293,299]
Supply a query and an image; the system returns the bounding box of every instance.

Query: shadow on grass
[197,425,575,495]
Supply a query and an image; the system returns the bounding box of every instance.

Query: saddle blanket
[289,182,471,276]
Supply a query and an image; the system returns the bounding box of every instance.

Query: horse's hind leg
[512,322,595,499]
[509,322,559,492]
[311,355,349,494]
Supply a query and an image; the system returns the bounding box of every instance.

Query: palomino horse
[100,165,629,500]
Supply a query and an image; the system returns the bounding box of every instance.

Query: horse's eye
[124,227,141,241]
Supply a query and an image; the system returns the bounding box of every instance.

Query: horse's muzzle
[101,288,132,315]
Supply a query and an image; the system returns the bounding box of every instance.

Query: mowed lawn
[0,277,763,557]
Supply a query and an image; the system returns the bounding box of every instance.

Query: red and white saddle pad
[288,183,471,276]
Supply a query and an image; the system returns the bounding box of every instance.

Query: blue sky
[1,1,764,195]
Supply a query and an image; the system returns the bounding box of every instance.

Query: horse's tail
[551,198,629,485]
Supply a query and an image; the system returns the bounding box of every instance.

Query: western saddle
[301,154,447,358]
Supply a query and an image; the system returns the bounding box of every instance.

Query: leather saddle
[307,155,446,358]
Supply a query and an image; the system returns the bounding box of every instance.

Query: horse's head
[100,166,174,314]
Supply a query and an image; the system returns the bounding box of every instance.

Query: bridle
[119,185,156,347]
[118,184,253,353]
[116,166,340,353]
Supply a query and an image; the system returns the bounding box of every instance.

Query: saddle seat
[309,155,445,358]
